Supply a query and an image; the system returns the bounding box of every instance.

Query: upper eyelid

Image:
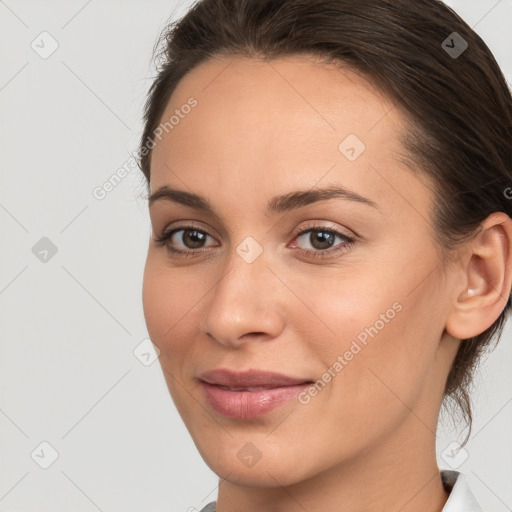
[294,222,353,236]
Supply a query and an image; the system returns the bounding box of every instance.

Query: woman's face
[143,56,461,486]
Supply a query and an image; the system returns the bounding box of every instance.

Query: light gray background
[1,0,511,510]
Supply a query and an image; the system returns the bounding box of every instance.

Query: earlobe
[445,212,512,340]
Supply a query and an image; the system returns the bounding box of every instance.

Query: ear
[445,212,512,340]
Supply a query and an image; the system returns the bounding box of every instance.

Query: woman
[138,0,512,510]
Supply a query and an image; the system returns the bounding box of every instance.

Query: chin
[210,460,305,488]
[196,438,314,488]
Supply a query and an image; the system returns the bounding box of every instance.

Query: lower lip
[200,381,310,419]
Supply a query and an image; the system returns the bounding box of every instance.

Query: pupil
[311,231,334,250]
[185,230,205,249]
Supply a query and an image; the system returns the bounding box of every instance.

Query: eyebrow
[148,185,378,213]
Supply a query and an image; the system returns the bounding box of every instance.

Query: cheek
[142,257,168,342]
[288,259,440,422]
[283,262,406,361]
[142,255,197,358]
[143,253,193,330]
[142,256,204,412]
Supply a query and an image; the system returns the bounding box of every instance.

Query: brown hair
[138,0,512,446]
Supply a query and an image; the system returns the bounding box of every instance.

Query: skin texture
[142,55,512,512]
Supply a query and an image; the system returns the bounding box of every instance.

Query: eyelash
[154,222,356,259]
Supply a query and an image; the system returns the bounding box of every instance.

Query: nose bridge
[216,233,271,301]
[201,235,284,345]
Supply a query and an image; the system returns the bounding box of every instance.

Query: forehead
[155,54,402,145]
[149,55,422,214]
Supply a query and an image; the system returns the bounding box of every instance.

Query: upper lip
[198,369,312,388]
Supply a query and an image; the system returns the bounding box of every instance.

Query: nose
[199,243,286,348]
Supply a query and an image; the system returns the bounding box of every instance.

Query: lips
[197,368,314,419]
[198,368,312,389]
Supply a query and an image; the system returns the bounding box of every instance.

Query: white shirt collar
[441,470,483,512]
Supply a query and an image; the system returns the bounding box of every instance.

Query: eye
[290,224,355,258]
[154,222,356,259]
[154,226,218,256]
